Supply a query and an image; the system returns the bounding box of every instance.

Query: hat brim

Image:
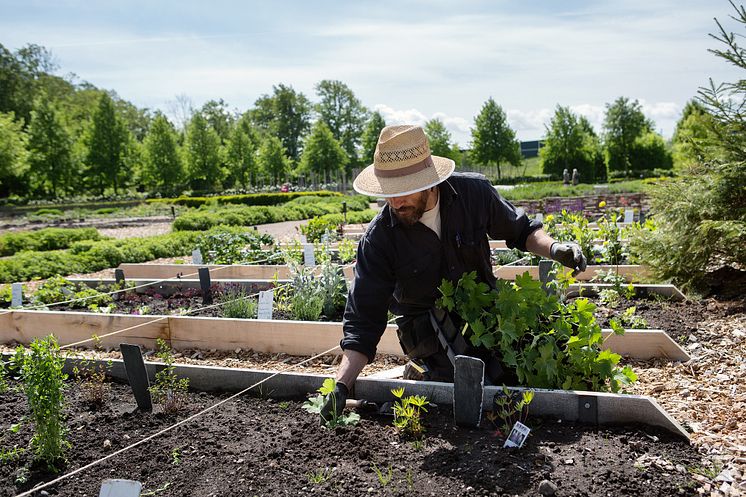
[353,155,455,197]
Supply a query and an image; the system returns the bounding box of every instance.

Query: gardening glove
[320,381,348,424]
[550,241,587,275]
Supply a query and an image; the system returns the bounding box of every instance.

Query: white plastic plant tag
[624,209,634,223]
[535,213,544,222]
[300,234,308,244]
[503,421,531,448]
[303,244,316,267]
[98,479,142,497]
[11,283,22,308]
[192,248,203,265]
[257,290,274,320]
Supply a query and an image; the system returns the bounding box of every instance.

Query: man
[322,125,586,418]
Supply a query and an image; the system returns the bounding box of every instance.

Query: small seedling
[171,447,181,466]
[278,401,290,410]
[306,467,332,484]
[372,463,393,487]
[301,378,360,429]
[391,387,428,440]
[0,359,8,394]
[72,358,112,408]
[613,306,648,329]
[0,445,26,463]
[487,386,534,437]
[149,339,190,415]
[141,482,172,496]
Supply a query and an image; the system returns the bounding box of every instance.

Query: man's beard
[393,190,430,226]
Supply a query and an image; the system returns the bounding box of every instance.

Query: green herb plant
[302,377,360,428]
[438,271,637,392]
[337,238,357,264]
[15,335,70,470]
[149,339,190,415]
[391,387,428,442]
[72,357,112,408]
[612,306,649,329]
[486,386,534,436]
[220,286,257,319]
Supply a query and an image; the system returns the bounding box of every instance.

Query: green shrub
[15,336,70,470]
[194,226,275,264]
[148,190,343,208]
[0,232,199,283]
[0,228,102,256]
[32,276,113,310]
[221,287,258,319]
[33,208,64,217]
[94,207,118,215]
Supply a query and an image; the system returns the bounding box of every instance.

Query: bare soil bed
[1,380,704,497]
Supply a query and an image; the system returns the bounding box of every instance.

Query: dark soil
[0,381,703,497]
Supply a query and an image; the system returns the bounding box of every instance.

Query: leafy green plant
[301,217,340,243]
[220,286,257,319]
[544,210,594,263]
[32,276,114,310]
[337,238,357,264]
[194,226,276,265]
[598,288,622,308]
[612,306,649,329]
[72,354,112,408]
[391,387,428,441]
[15,335,70,470]
[170,447,181,465]
[302,377,360,428]
[486,386,534,436]
[438,271,637,392]
[286,260,347,321]
[0,359,8,394]
[149,339,190,415]
[0,445,25,464]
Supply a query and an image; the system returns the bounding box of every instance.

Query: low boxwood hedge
[173,195,370,231]
[0,227,102,256]
[0,231,199,283]
[148,190,343,208]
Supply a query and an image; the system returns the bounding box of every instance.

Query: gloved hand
[550,242,587,275]
[320,381,348,424]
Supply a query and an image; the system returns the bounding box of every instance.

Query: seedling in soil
[487,386,534,438]
[15,335,70,471]
[391,387,428,441]
[141,482,172,496]
[278,401,290,410]
[0,358,8,393]
[0,445,26,463]
[72,356,112,408]
[306,467,332,484]
[171,447,181,465]
[372,463,393,487]
[149,339,190,415]
[611,306,649,329]
[302,378,360,429]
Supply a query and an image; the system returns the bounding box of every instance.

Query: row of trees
[0,41,694,199]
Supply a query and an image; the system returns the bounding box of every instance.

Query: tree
[299,120,348,177]
[201,99,235,143]
[360,111,386,164]
[631,2,746,292]
[142,114,183,195]
[314,80,368,164]
[86,92,130,195]
[250,84,311,163]
[602,97,652,176]
[257,135,290,182]
[672,100,717,170]
[184,112,223,191]
[424,118,460,162]
[628,132,673,172]
[28,95,75,197]
[540,105,605,182]
[225,116,258,189]
[470,98,521,179]
[0,111,29,196]
[0,43,35,126]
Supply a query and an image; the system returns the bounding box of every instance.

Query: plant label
[303,244,316,267]
[624,209,634,223]
[98,479,142,497]
[192,248,203,265]
[503,421,531,449]
[10,283,22,308]
[257,290,274,320]
[535,213,544,222]
[300,235,308,244]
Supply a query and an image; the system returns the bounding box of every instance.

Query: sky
[0,0,741,146]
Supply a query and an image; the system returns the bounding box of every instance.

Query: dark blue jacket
[341,173,542,362]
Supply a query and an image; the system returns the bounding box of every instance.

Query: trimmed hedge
[0,227,102,256]
[173,195,370,231]
[148,190,343,208]
[300,210,378,242]
[0,232,199,283]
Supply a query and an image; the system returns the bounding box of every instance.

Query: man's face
[387,189,431,226]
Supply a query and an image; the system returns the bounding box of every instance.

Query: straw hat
[353,125,455,197]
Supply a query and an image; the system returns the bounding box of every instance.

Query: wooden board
[600,329,689,361]
[1,310,169,349]
[118,262,649,283]
[29,354,686,439]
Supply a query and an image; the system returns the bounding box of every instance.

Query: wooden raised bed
[0,309,689,361]
[117,262,651,282]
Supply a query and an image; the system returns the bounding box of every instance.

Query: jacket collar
[386,179,458,228]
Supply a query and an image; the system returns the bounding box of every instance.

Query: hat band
[374,155,433,178]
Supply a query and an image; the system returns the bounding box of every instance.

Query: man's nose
[389,196,405,209]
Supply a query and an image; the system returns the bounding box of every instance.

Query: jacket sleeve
[480,179,543,252]
[341,231,396,363]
